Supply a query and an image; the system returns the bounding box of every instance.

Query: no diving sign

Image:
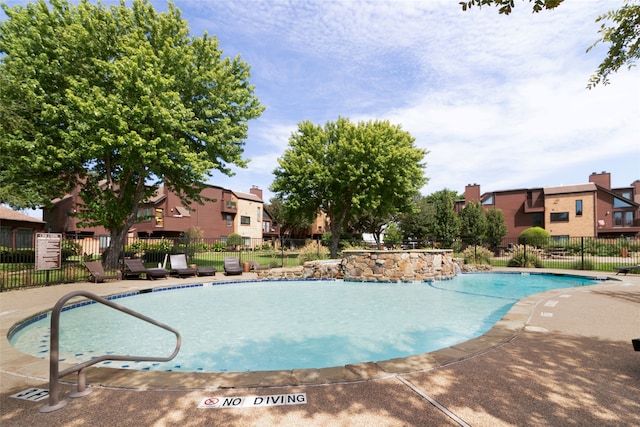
[198,393,306,409]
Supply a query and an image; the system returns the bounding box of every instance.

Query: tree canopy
[270,117,427,257]
[460,0,640,88]
[0,0,263,266]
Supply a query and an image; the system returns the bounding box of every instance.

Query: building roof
[543,183,597,195]
[0,205,45,223]
[233,191,262,202]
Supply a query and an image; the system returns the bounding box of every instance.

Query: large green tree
[0,0,263,267]
[460,0,640,88]
[271,117,427,257]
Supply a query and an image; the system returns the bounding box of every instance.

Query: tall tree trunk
[103,231,127,270]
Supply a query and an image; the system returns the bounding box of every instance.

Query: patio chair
[613,265,640,275]
[224,257,243,275]
[169,254,197,278]
[123,258,169,280]
[84,260,122,283]
[196,265,216,276]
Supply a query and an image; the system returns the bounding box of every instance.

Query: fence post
[280,236,284,268]
[523,240,528,266]
[580,237,585,270]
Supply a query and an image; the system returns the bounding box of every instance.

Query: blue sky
[3,0,640,215]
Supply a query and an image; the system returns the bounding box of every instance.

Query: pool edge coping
[0,269,621,391]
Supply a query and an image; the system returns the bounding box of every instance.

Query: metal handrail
[40,290,181,413]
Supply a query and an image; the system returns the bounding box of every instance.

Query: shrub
[462,246,493,265]
[507,244,544,268]
[61,239,82,261]
[518,227,550,247]
[0,247,35,263]
[210,241,228,252]
[227,233,242,249]
[298,240,330,263]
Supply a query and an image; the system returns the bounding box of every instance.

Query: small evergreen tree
[485,208,508,249]
[459,201,487,246]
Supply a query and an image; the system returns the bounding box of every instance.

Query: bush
[462,246,493,264]
[298,240,330,263]
[507,244,544,268]
[61,239,81,261]
[210,241,228,252]
[0,247,35,263]
[518,227,551,247]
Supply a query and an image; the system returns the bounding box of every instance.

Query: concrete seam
[396,375,471,427]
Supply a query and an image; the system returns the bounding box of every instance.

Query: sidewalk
[1,270,639,426]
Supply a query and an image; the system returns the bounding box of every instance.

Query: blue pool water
[9,273,599,373]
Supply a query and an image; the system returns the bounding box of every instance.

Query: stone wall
[255,260,343,281]
[255,250,457,282]
[341,249,455,282]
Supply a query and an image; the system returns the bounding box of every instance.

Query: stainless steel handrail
[40,290,181,413]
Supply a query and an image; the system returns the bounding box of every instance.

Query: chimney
[465,183,481,203]
[249,185,263,200]
[589,171,611,189]
[633,180,640,204]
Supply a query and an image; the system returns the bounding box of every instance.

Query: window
[257,207,261,222]
[155,208,164,227]
[482,195,494,205]
[226,201,236,209]
[240,215,250,225]
[16,228,33,249]
[137,207,153,222]
[575,200,583,216]
[226,214,232,227]
[613,196,632,208]
[0,226,10,247]
[614,211,634,227]
[532,213,543,227]
[550,212,569,222]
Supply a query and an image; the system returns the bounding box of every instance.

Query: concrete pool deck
[1,268,639,426]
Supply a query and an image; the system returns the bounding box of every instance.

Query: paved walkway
[1,269,639,426]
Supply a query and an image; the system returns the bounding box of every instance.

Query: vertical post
[40,299,66,412]
[580,236,585,270]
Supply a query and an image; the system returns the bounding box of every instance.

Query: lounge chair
[169,254,197,278]
[613,265,640,275]
[224,257,243,275]
[84,260,122,283]
[123,258,169,280]
[196,265,216,276]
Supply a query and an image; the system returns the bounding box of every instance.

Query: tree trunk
[103,231,127,270]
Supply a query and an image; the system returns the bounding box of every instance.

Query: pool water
[9,273,599,373]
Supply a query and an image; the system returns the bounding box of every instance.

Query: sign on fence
[35,233,62,271]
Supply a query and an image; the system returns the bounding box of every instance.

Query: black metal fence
[1,235,638,291]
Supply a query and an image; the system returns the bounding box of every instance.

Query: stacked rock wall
[341,249,455,282]
[255,250,456,282]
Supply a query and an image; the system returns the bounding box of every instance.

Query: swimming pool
[9,273,600,373]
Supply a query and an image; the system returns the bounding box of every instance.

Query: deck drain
[10,388,49,402]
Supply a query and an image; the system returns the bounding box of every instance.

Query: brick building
[462,172,640,240]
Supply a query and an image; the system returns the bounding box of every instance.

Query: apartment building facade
[463,172,640,240]
[43,184,279,244]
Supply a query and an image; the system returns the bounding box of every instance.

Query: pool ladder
[40,290,181,413]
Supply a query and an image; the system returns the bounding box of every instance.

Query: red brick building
[462,172,640,240]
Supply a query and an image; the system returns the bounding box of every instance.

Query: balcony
[221,200,237,214]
